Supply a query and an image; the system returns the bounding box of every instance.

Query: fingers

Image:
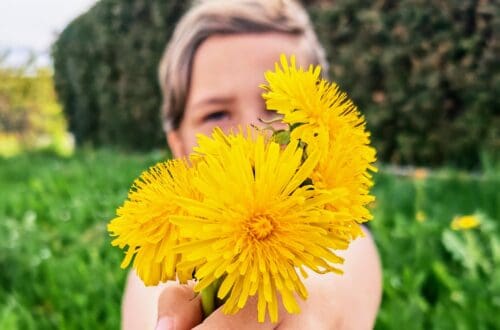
[193,296,279,330]
[156,283,202,330]
[155,284,283,330]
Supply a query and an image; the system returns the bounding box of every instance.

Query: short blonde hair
[159,0,327,132]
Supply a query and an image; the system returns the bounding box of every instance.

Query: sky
[0,0,98,67]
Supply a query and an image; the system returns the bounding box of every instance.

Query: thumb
[193,296,279,330]
[156,283,202,330]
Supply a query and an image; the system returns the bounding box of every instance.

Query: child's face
[167,32,312,158]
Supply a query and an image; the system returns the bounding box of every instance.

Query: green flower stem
[200,277,223,319]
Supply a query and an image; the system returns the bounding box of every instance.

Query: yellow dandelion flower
[261,54,367,153]
[261,54,322,126]
[416,210,427,223]
[170,129,346,323]
[451,215,480,231]
[311,126,377,239]
[107,159,199,285]
[262,55,377,238]
[413,168,429,180]
[193,126,257,162]
[109,54,379,323]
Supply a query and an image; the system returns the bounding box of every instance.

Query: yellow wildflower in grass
[108,159,199,285]
[262,55,377,239]
[171,129,347,323]
[416,210,427,223]
[451,215,480,231]
[413,168,429,180]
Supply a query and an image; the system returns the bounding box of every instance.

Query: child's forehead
[186,33,312,105]
[193,33,313,70]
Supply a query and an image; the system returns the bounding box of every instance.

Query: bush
[52,0,189,149]
[309,0,499,168]
[53,0,499,167]
[0,60,72,157]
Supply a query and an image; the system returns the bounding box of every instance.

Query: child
[122,1,381,329]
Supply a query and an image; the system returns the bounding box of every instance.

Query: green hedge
[310,0,499,168]
[53,0,499,167]
[52,0,189,149]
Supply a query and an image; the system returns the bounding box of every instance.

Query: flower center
[248,214,274,240]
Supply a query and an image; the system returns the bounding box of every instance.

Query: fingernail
[155,316,174,330]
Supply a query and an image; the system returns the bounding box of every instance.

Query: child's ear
[166,131,186,158]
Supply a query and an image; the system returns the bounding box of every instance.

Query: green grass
[371,169,500,329]
[0,150,499,329]
[0,149,167,330]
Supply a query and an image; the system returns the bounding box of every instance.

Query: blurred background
[0,0,499,329]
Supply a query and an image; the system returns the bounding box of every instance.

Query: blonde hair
[159,0,327,132]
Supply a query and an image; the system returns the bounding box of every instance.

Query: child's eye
[203,111,229,122]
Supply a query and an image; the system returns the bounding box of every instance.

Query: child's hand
[154,227,381,330]
[155,284,278,330]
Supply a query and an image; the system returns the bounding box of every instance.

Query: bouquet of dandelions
[108,55,377,323]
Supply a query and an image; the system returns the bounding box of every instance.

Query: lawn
[0,149,498,329]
